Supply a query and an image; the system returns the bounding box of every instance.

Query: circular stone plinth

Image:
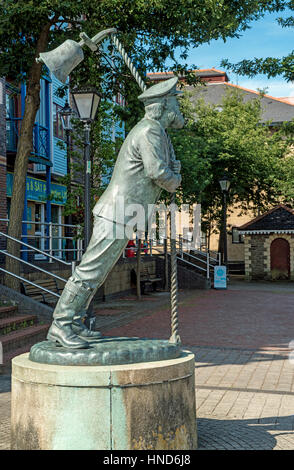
[11,351,196,450]
[29,337,182,366]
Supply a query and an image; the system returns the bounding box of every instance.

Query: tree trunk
[5,24,51,290]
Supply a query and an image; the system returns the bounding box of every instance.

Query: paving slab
[1,280,294,450]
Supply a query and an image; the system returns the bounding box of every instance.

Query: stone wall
[102,257,157,300]
[155,256,210,290]
[244,233,294,281]
[7,257,158,301]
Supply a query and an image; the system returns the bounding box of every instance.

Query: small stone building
[238,205,294,281]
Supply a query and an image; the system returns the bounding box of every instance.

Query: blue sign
[214,265,227,289]
[7,173,67,206]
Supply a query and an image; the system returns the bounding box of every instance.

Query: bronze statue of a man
[47,77,184,349]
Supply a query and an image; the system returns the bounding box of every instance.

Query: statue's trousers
[53,216,129,319]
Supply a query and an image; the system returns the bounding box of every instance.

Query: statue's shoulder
[133,118,163,137]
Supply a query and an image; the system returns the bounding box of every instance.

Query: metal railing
[166,235,221,280]
[0,218,83,262]
[122,234,221,280]
[122,238,154,258]
[0,230,76,272]
[0,230,79,300]
[0,267,61,299]
[6,118,50,161]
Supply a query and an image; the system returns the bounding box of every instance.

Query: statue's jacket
[93,117,181,231]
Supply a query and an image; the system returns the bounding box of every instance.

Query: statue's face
[166,96,185,129]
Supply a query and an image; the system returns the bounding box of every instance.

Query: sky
[174,9,294,98]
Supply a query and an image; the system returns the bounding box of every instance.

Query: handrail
[0,231,71,266]
[183,251,216,269]
[177,255,206,272]
[0,250,67,283]
[0,218,83,262]
[0,268,60,298]
[0,218,79,229]
[162,251,207,272]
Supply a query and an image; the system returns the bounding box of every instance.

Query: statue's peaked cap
[138,77,182,102]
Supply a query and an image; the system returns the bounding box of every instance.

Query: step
[0,305,18,319]
[0,314,37,335]
[1,324,49,354]
[0,345,33,375]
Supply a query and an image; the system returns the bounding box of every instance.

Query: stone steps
[0,305,18,319]
[0,314,37,335]
[0,302,49,373]
[1,324,49,354]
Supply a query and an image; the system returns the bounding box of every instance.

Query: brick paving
[1,280,294,450]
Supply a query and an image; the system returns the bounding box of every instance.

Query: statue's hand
[171,159,181,174]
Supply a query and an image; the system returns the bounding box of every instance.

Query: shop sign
[7,173,66,205]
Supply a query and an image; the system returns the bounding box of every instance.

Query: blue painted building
[5,73,68,259]
[5,62,125,260]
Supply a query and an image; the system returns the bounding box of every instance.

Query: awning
[29,155,53,167]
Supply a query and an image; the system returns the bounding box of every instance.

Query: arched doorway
[270,238,290,280]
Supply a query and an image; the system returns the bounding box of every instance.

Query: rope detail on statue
[111,32,181,345]
[111,34,147,93]
[167,136,181,345]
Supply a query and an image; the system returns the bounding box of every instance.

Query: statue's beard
[167,111,185,129]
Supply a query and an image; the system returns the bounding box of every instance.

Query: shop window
[53,103,64,140]
[232,227,244,244]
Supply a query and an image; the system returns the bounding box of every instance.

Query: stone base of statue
[11,347,197,450]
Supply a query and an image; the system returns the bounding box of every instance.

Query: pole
[84,123,91,249]
[164,238,169,291]
[83,122,95,330]
[65,129,73,261]
[136,237,142,300]
[223,191,227,266]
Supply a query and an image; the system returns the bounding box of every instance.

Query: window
[232,227,244,244]
[53,103,64,140]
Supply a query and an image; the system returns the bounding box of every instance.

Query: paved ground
[1,279,294,450]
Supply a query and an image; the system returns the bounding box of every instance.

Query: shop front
[7,172,67,260]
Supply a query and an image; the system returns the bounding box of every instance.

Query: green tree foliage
[170,88,293,233]
[221,1,294,81]
[0,0,286,287]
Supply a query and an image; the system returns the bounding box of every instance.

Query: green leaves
[171,87,293,227]
[221,1,294,81]
[0,0,288,84]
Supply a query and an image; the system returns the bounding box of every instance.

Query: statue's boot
[72,311,102,341]
[47,279,94,349]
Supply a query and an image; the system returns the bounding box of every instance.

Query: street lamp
[219,173,231,266]
[60,100,74,133]
[71,87,101,248]
[60,101,74,260]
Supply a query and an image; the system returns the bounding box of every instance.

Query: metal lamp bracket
[79,28,117,52]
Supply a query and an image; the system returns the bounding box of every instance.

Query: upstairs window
[53,103,64,140]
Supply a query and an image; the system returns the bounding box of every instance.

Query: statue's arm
[140,127,181,193]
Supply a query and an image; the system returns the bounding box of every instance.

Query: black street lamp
[71,87,101,249]
[60,101,74,260]
[219,173,231,266]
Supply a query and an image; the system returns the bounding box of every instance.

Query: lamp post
[60,101,74,260]
[219,173,231,266]
[71,87,101,249]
